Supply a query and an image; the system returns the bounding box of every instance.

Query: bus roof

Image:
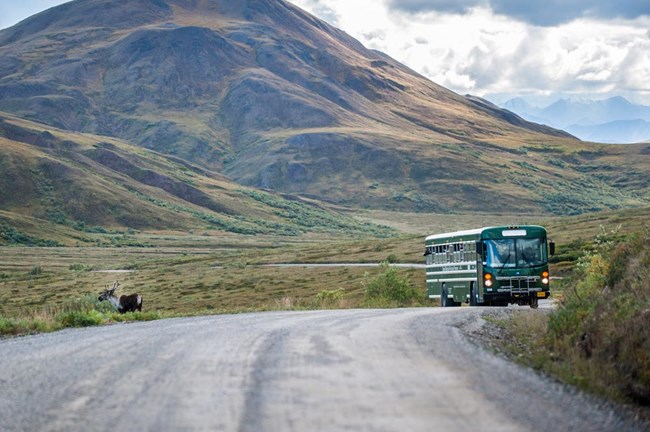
[425,228,484,242]
[425,226,547,243]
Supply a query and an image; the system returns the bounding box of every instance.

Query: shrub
[363,262,421,307]
[0,316,21,335]
[315,288,345,308]
[546,230,650,404]
[385,254,398,263]
[57,310,105,327]
[28,266,43,276]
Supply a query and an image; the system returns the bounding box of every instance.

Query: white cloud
[289,0,650,104]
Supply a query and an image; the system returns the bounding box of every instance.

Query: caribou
[98,281,143,313]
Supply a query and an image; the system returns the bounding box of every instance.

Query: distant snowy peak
[500,96,650,144]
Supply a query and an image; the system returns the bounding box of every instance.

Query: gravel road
[0,308,646,432]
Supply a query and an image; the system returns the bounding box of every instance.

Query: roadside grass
[0,293,161,336]
[0,238,426,337]
[482,310,550,370]
[485,228,650,408]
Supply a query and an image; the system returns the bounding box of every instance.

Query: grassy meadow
[2,206,648,326]
[0,231,426,325]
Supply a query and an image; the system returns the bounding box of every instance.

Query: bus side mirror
[549,241,555,256]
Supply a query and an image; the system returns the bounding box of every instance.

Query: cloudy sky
[2,0,649,106]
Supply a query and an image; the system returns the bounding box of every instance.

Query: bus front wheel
[530,296,539,309]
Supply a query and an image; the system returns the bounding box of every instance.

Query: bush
[385,254,398,263]
[315,288,345,308]
[28,266,43,276]
[0,316,22,335]
[363,262,421,307]
[546,230,650,404]
[57,310,105,327]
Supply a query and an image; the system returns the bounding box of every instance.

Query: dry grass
[0,234,426,320]
[2,205,648,320]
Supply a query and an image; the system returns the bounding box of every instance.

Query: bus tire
[469,282,479,306]
[530,296,539,309]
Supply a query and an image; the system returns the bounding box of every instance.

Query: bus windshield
[485,238,547,268]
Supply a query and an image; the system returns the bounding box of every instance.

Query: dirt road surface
[0,308,645,431]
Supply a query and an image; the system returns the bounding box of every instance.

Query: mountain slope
[0,0,649,215]
[0,111,390,242]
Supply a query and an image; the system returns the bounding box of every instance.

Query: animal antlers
[105,281,120,293]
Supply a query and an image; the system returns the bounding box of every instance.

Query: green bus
[424,226,554,308]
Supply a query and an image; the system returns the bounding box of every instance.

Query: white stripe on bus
[427,278,478,283]
[426,261,476,268]
[426,270,478,276]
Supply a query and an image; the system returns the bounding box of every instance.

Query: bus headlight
[484,273,493,287]
[542,271,549,285]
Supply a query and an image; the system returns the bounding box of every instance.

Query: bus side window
[467,242,474,262]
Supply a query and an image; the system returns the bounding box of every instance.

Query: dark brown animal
[98,281,143,313]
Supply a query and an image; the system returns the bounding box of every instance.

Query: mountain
[541,97,650,126]
[503,96,650,144]
[566,119,650,144]
[502,98,549,125]
[0,0,649,218]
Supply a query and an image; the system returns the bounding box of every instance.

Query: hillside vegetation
[0,112,390,240]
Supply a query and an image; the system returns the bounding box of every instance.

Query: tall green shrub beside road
[547,229,650,404]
